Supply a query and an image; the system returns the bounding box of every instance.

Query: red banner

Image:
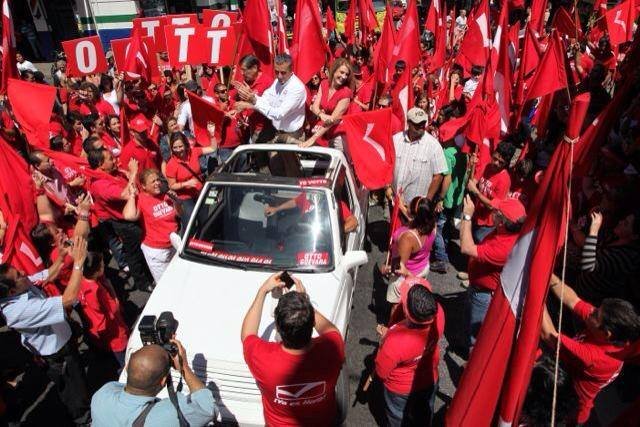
[133,16,167,51]
[164,24,237,66]
[62,36,108,76]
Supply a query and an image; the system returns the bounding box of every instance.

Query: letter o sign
[62,36,108,76]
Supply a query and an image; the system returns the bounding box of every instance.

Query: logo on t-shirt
[275,381,326,404]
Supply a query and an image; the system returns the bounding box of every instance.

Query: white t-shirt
[17,60,38,74]
[102,89,120,115]
[455,16,468,29]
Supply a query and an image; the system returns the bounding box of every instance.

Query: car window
[184,184,335,271]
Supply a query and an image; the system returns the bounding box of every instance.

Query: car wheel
[336,367,349,425]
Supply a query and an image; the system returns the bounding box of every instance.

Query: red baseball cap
[399,277,435,326]
[49,121,64,138]
[129,114,150,133]
[490,197,526,223]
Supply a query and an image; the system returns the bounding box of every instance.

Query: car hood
[127,256,343,364]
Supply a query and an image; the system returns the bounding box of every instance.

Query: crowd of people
[1,0,640,425]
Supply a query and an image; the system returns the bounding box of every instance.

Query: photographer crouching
[91,314,218,426]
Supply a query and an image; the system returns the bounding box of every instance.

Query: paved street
[345,203,468,426]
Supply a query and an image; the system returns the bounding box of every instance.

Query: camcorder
[138,311,179,356]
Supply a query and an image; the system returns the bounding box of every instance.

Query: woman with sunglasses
[301,58,354,149]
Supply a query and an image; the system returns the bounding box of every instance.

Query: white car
[121,145,368,425]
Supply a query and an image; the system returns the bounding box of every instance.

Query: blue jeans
[383,383,437,427]
[432,209,453,263]
[468,286,493,348]
[472,225,494,243]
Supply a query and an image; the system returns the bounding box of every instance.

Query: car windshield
[184,183,334,271]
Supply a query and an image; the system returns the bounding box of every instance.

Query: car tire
[336,367,349,425]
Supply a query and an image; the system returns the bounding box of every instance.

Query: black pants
[42,341,90,425]
[108,219,153,289]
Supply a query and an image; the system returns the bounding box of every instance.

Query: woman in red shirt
[164,131,217,230]
[78,251,130,368]
[303,58,354,149]
[123,169,179,283]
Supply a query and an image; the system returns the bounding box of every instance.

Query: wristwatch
[462,214,472,221]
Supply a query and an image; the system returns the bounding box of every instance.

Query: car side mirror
[170,232,183,251]
[342,250,368,271]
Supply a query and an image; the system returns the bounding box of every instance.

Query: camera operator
[91,339,218,427]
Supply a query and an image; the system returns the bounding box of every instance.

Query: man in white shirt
[234,53,307,142]
[16,51,38,75]
[385,108,448,218]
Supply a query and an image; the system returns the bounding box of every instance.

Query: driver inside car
[264,192,358,233]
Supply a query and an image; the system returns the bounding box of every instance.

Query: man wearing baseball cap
[375,277,444,426]
[386,107,448,219]
[460,194,526,353]
[119,114,161,171]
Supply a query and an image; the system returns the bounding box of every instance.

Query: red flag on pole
[529,0,549,35]
[291,0,328,84]
[446,93,591,427]
[390,67,413,128]
[389,0,421,72]
[551,7,581,38]
[240,0,273,71]
[344,0,357,44]
[358,0,379,40]
[338,108,395,190]
[0,135,42,273]
[186,91,225,147]
[493,1,513,134]
[123,26,153,82]
[373,2,397,84]
[605,0,636,46]
[1,0,17,94]
[326,7,336,33]
[7,78,57,148]
[523,31,568,102]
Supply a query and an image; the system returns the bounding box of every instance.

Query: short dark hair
[50,136,65,151]
[83,252,104,278]
[27,151,44,167]
[274,53,293,67]
[495,141,516,168]
[471,65,485,76]
[407,285,436,323]
[521,353,577,425]
[87,148,107,169]
[82,135,102,154]
[82,114,99,133]
[600,298,640,344]
[239,54,260,69]
[0,264,16,298]
[274,292,315,349]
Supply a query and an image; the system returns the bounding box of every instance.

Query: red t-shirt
[474,167,511,227]
[468,229,519,291]
[119,141,160,171]
[560,300,624,423]
[89,172,128,221]
[230,72,274,134]
[165,147,204,200]
[313,80,353,146]
[78,277,129,352]
[375,308,445,394]
[138,192,178,248]
[243,331,345,427]
[95,98,116,117]
[349,80,375,114]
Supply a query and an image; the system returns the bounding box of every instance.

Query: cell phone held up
[280,271,295,289]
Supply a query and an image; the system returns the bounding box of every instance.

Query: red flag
[338,108,395,189]
[390,67,413,127]
[358,0,379,39]
[274,0,289,55]
[1,0,17,94]
[7,78,57,148]
[0,135,42,273]
[373,2,397,84]
[551,7,581,38]
[123,26,153,82]
[291,0,327,84]
[523,31,568,101]
[493,1,513,134]
[344,0,357,44]
[186,91,225,147]
[520,25,543,79]
[326,7,336,33]
[425,0,440,34]
[431,0,447,70]
[446,93,591,427]
[389,0,421,72]
[529,0,548,35]
[456,0,491,75]
[242,0,274,72]
[605,0,636,46]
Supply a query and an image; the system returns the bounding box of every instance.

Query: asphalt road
[344,203,468,426]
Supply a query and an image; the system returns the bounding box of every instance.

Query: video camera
[138,311,179,356]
